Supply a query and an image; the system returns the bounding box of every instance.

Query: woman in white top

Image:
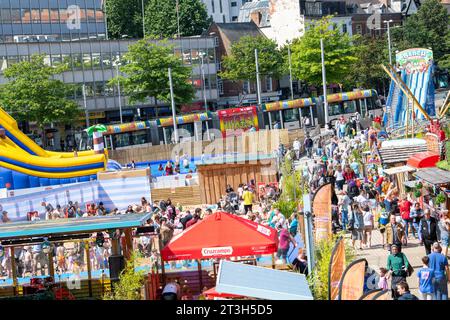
[362,206,374,248]
[334,165,345,191]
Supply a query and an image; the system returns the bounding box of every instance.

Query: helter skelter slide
[383,48,436,129]
[0,107,107,190]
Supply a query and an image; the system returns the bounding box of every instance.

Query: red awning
[203,287,244,299]
[161,212,278,261]
[406,151,440,168]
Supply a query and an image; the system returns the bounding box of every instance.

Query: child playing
[417,256,434,300]
[378,267,389,290]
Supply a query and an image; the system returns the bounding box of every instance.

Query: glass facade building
[0,0,106,42]
[0,37,219,124]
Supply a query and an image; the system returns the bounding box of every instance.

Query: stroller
[223,192,239,214]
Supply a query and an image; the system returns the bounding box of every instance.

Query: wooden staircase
[151,186,202,206]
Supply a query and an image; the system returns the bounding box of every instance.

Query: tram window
[113,133,131,148]
[328,103,343,116]
[367,97,380,110]
[283,109,300,122]
[343,100,356,114]
[131,130,150,145]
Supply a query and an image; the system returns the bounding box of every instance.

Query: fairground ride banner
[218,106,259,138]
[396,48,433,75]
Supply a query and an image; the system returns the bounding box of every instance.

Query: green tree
[221,35,284,82]
[346,35,389,91]
[273,155,309,218]
[308,235,355,300]
[0,54,79,133]
[391,0,450,62]
[105,0,144,39]
[103,252,145,300]
[290,16,358,89]
[108,39,195,105]
[144,0,211,38]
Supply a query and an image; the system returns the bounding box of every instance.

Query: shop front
[262,98,315,130]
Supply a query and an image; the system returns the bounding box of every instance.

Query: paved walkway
[292,135,449,299]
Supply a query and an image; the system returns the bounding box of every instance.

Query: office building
[201,0,250,23]
[0,0,107,42]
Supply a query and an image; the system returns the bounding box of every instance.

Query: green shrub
[103,251,145,300]
[307,233,355,300]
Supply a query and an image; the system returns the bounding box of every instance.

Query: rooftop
[0,213,151,241]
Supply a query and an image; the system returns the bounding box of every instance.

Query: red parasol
[161,212,278,261]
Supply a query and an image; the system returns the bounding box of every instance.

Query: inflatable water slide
[0,107,107,190]
[385,48,436,128]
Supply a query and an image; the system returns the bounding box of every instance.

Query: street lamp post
[141,0,146,37]
[82,84,90,128]
[255,48,262,107]
[384,20,393,66]
[200,54,211,141]
[168,67,179,144]
[115,61,123,124]
[288,45,294,101]
[320,38,329,125]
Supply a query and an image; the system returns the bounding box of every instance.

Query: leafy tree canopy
[144,0,211,38]
[346,35,389,91]
[290,16,358,88]
[105,0,144,39]
[220,35,284,81]
[391,0,449,62]
[0,54,79,129]
[108,39,195,105]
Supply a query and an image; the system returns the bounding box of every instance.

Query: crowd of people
[287,113,449,300]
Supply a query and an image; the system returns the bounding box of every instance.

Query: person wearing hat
[242,185,254,214]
